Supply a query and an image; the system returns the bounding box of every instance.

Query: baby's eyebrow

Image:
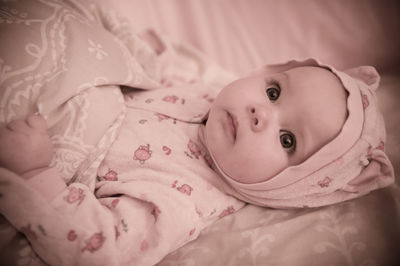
[275,72,289,91]
[280,72,289,80]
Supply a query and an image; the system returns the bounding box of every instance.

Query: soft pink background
[98,0,400,75]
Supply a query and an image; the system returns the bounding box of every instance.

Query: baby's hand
[0,114,53,179]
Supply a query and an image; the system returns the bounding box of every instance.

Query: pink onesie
[0,83,245,265]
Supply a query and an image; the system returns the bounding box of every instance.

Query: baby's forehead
[283,66,346,95]
[285,66,340,82]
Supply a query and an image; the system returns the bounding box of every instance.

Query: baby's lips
[228,112,239,140]
[232,114,239,135]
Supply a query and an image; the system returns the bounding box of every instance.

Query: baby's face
[205,66,347,183]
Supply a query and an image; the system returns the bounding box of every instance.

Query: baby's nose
[247,104,275,132]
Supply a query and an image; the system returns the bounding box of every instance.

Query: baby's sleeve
[0,167,198,266]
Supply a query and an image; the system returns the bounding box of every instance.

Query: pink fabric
[202,59,395,208]
[0,83,244,265]
[27,168,67,201]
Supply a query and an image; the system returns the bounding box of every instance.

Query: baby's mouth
[227,112,238,141]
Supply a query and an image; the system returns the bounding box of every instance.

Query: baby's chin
[215,161,273,184]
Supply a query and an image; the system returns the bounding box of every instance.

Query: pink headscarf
[204,58,395,208]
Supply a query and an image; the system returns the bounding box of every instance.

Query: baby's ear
[343,66,380,91]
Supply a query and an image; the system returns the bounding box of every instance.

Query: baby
[0,58,395,265]
[204,65,348,183]
[202,59,394,207]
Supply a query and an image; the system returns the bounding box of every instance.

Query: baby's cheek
[233,148,287,183]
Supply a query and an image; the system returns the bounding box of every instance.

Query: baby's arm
[0,114,53,179]
[0,116,196,265]
[0,167,199,266]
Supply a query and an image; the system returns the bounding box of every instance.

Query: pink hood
[202,58,395,208]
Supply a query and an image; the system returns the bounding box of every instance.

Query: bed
[0,0,399,265]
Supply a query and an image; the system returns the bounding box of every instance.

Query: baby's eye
[266,85,280,102]
[280,131,296,151]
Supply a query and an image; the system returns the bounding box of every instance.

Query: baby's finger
[27,114,48,132]
[7,119,30,133]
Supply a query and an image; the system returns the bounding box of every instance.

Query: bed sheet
[97,0,400,73]
[96,1,400,265]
